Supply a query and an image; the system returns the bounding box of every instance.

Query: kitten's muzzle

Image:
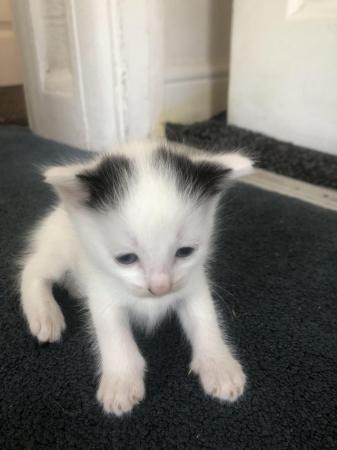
[148,273,172,297]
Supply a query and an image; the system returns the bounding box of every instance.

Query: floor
[1,124,336,448]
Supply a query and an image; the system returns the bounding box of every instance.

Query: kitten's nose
[148,274,171,296]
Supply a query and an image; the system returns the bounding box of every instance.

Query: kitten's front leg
[178,273,246,402]
[89,294,146,416]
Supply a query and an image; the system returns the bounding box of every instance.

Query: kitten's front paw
[24,300,66,343]
[97,372,145,416]
[191,355,246,402]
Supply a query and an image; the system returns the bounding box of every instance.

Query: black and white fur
[19,140,253,416]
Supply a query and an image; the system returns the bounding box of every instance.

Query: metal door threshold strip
[242,168,337,211]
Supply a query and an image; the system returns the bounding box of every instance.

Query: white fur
[20,140,252,415]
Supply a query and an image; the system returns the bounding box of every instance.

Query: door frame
[11,0,164,150]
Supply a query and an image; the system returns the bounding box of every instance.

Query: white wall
[228,0,337,155]
[163,0,232,123]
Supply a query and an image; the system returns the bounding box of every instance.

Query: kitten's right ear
[43,164,89,205]
[208,152,254,179]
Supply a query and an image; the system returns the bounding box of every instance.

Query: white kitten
[19,140,253,416]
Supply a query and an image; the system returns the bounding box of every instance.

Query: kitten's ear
[209,152,254,179]
[43,164,89,204]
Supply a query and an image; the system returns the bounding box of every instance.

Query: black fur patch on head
[155,148,231,201]
[77,155,133,209]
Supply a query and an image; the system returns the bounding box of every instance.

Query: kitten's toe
[97,373,145,416]
[191,355,246,402]
[25,301,66,343]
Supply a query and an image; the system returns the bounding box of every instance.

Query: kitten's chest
[128,295,180,331]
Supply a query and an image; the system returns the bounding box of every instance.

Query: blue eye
[175,247,195,258]
[115,253,138,265]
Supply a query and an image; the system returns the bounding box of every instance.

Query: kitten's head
[45,141,253,298]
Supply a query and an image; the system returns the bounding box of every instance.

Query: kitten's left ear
[185,150,254,201]
[208,151,254,179]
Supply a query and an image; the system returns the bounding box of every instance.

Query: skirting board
[163,75,228,124]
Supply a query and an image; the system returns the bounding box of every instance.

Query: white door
[11,0,163,151]
[12,0,233,150]
[0,0,22,86]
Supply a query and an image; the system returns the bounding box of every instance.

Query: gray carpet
[1,125,337,449]
[166,113,337,190]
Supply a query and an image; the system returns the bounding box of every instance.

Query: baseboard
[163,63,228,123]
[165,63,228,83]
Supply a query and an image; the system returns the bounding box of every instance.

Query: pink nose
[148,274,171,296]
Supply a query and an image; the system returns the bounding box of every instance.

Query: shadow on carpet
[0,125,337,449]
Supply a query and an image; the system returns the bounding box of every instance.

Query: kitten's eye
[115,253,138,265]
[175,247,195,258]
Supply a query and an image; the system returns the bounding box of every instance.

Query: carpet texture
[166,113,337,190]
[1,125,337,449]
